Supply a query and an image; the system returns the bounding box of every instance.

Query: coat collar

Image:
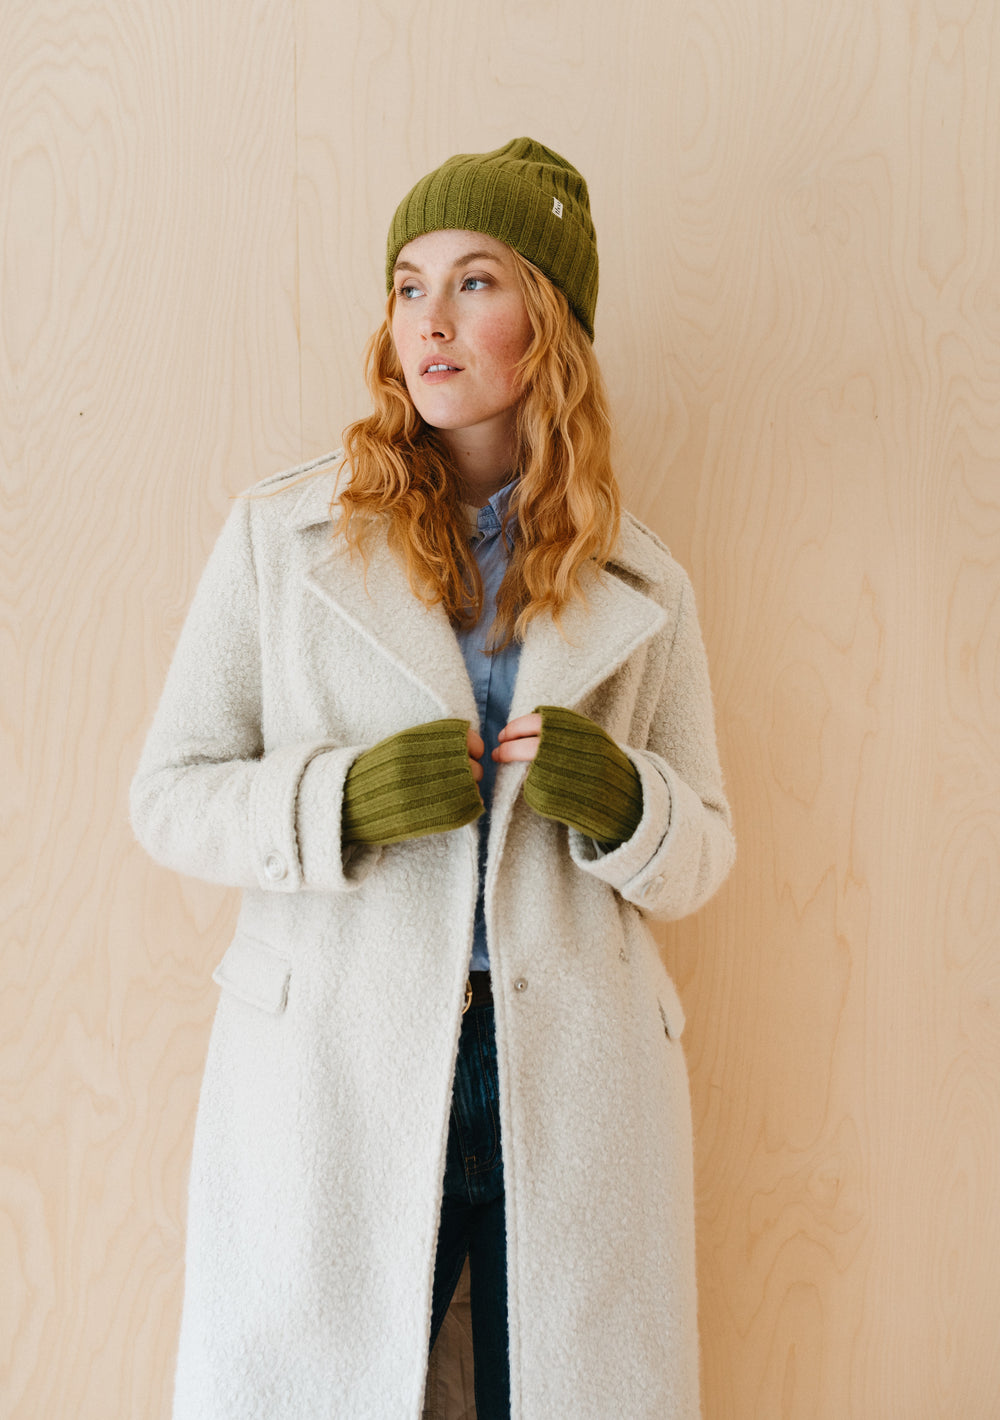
[283,466,669,719]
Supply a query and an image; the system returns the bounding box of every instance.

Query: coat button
[645,874,666,898]
[263,852,287,881]
[513,976,528,993]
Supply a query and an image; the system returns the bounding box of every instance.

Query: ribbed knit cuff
[342,719,483,846]
[523,705,643,847]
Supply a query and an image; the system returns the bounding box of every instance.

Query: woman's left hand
[493,713,542,763]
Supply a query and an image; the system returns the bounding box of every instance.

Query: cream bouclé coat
[130,451,735,1420]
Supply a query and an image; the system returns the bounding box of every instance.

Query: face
[390,229,533,467]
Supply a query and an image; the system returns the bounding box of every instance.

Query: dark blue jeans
[429,1002,510,1419]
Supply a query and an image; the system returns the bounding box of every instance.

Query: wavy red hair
[335,249,621,649]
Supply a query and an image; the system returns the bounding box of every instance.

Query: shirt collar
[462,476,519,538]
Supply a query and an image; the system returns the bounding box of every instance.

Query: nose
[419,293,453,342]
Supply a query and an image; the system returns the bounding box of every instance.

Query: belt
[462,971,493,1013]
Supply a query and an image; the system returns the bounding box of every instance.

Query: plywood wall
[3,1,998,1416]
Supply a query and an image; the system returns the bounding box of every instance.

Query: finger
[468,755,484,784]
[467,727,485,759]
[496,713,542,744]
[493,735,541,764]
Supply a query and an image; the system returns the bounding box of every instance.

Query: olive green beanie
[385,137,599,340]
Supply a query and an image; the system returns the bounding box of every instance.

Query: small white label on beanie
[552,197,564,218]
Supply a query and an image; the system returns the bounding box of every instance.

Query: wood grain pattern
[3,0,998,1416]
[1,2,300,1414]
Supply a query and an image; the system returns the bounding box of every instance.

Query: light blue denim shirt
[454,479,522,972]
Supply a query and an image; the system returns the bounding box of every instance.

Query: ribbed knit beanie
[386,137,599,340]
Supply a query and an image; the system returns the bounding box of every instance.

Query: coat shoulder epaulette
[238,449,345,499]
[620,508,671,560]
[610,509,682,590]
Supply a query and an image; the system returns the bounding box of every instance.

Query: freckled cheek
[484,319,532,391]
[389,322,406,366]
[390,328,418,390]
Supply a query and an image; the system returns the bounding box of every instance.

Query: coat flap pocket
[212,933,291,1015]
[657,974,686,1040]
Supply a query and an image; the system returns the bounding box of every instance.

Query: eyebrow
[392,249,505,275]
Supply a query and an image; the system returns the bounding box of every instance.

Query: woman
[131,138,735,1420]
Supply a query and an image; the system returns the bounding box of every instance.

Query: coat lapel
[284,472,670,729]
[491,515,672,856]
[508,555,668,718]
[285,471,479,721]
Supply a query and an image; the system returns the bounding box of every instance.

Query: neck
[459,466,515,506]
[439,420,517,506]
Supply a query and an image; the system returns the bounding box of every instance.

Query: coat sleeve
[129,495,378,894]
[567,573,736,921]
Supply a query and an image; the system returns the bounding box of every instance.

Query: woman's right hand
[467,726,485,783]
[341,719,485,845]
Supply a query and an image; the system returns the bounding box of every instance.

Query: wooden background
[3,0,999,1415]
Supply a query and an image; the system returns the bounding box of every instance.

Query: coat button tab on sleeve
[264,852,287,881]
[513,976,528,993]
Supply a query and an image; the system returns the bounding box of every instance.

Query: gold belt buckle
[462,978,473,1014]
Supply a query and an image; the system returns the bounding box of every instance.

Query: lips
[418,355,463,377]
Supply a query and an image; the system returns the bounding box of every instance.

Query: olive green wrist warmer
[523,705,643,847]
[342,719,483,846]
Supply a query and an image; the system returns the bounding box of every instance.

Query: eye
[396,283,422,300]
[461,276,491,291]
